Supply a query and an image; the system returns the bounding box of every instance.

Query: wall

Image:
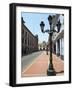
[22,20,38,55]
[0,0,72,90]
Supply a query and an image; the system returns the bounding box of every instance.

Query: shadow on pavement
[55,70,64,74]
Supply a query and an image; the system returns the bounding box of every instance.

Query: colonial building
[52,15,64,60]
[48,14,64,60]
[21,17,38,56]
[38,41,47,51]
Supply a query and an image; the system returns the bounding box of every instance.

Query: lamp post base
[47,64,56,76]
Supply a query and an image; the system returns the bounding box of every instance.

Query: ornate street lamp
[48,15,52,25]
[40,21,45,33]
[47,15,56,76]
[40,15,56,76]
[56,20,61,32]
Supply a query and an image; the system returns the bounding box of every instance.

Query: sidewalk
[21,51,64,77]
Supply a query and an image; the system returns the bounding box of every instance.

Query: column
[56,40,60,56]
[60,38,64,60]
[60,38,62,58]
[61,38,64,60]
[56,41,58,55]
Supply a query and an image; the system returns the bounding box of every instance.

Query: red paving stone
[21,51,64,77]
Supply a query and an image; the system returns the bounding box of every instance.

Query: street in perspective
[21,12,64,77]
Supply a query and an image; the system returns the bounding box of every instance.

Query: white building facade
[52,15,64,60]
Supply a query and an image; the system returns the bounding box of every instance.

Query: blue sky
[21,12,63,44]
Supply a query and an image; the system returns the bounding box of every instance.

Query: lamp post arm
[43,29,57,34]
[42,29,51,33]
[45,29,50,33]
[52,29,58,33]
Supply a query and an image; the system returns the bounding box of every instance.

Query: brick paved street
[21,51,64,77]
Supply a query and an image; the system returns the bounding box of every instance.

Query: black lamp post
[40,15,56,76]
